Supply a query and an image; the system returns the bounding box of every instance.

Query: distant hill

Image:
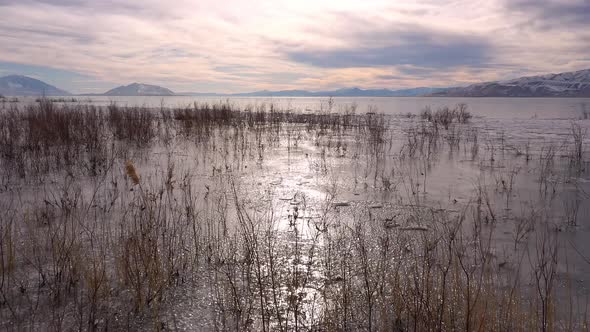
[102,83,175,96]
[230,89,315,97]
[7,68,588,98]
[180,87,445,97]
[315,87,446,97]
[430,69,590,97]
[0,75,71,96]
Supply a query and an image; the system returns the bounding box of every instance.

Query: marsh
[0,96,589,330]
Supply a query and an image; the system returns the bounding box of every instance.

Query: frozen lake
[1,97,590,330]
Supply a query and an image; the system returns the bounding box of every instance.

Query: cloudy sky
[0,0,589,94]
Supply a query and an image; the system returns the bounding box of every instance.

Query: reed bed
[0,100,587,331]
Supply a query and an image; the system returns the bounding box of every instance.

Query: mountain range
[0,75,70,96]
[1,68,590,97]
[102,83,174,96]
[429,68,590,97]
[178,87,446,97]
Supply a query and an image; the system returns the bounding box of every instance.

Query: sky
[0,0,589,94]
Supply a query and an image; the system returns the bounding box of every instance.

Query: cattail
[125,160,140,185]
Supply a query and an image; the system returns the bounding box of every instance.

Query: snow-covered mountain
[0,75,71,96]
[103,83,174,96]
[430,69,590,97]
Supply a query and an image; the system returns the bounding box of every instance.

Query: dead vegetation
[0,100,588,331]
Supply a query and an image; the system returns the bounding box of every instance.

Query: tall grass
[0,101,587,330]
[420,103,472,129]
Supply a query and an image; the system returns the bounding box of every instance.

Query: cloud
[506,0,590,30]
[0,26,95,44]
[375,74,403,80]
[285,26,492,69]
[0,0,588,93]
